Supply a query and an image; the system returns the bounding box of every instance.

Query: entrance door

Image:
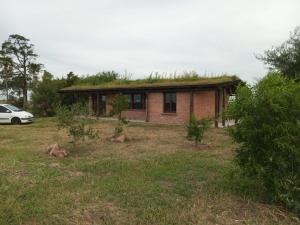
[100,95,107,116]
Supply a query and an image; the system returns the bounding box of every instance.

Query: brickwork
[103,90,219,124]
[121,110,146,121]
[147,92,190,124]
[193,90,216,120]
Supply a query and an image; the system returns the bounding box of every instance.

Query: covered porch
[59,90,149,121]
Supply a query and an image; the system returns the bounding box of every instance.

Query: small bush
[111,94,129,137]
[186,114,211,146]
[228,72,300,215]
[32,71,66,117]
[56,103,99,144]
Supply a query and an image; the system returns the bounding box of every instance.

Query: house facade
[58,78,240,127]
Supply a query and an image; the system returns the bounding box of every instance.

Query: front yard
[0,118,298,225]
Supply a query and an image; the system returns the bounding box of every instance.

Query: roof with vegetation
[60,74,241,92]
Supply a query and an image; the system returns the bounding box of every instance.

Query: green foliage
[63,73,239,90]
[228,72,300,214]
[257,27,300,81]
[186,114,211,146]
[0,53,13,101]
[111,94,129,137]
[111,94,129,120]
[75,71,119,85]
[56,103,99,143]
[1,34,42,108]
[145,71,219,83]
[65,71,79,86]
[32,71,67,116]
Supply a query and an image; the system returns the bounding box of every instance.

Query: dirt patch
[69,171,85,177]
[71,202,137,225]
[183,142,210,151]
[159,180,175,189]
[183,194,299,225]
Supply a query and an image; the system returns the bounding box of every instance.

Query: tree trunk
[5,80,8,102]
[22,60,28,109]
[23,87,27,108]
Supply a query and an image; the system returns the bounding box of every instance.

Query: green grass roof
[61,75,241,91]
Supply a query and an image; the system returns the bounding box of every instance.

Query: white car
[0,104,34,124]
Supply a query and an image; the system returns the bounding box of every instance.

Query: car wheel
[11,117,21,125]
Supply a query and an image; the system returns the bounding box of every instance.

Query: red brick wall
[106,94,146,121]
[193,90,215,119]
[104,90,218,124]
[121,110,146,121]
[148,92,190,124]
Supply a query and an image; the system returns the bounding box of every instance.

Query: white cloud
[0,0,299,82]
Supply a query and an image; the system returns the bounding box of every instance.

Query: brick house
[58,76,241,127]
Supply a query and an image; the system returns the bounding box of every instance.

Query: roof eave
[58,79,242,93]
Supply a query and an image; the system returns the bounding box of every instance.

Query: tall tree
[1,34,42,107]
[257,26,300,81]
[0,52,13,101]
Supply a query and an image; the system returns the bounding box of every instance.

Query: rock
[47,143,68,158]
[115,134,126,142]
[47,143,58,153]
[111,134,127,143]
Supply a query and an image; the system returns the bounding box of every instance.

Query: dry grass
[61,75,240,91]
[0,118,298,225]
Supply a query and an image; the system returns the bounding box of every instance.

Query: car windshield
[5,105,23,112]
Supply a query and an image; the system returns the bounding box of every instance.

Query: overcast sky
[0,0,299,82]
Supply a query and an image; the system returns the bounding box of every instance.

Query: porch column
[96,92,100,117]
[222,88,226,127]
[145,92,149,122]
[88,95,93,115]
[214,89,220,128]
[190,90,194,118]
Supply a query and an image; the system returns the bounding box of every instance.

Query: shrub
[186,114,211,146]
[75,71,119,86]
[227,72,300,214]
[56,103,99,144]
[32,71,66,116]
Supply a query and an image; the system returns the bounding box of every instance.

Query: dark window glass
[100,95,107,116]
[0,106,10,113]
[126,93,145,109]
[133,94,142,109]
[126,95,132,108]
[164,93,176,113]
[5,105,22,112]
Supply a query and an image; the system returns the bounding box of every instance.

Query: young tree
[56,103,99,144]
[228,73,300,214]
[1,34,42,107]
[257,27,300,81]
[186,114,211,146]
[111,94,129,137]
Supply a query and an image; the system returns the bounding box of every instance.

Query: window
[5,105,22,112]
[133,94,143,109]
[164,93,176,113]
[126,94,132,108]
[126,93,145,109]
[0,106,10,113]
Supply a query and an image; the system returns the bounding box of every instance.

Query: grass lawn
[0,118,298,225]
